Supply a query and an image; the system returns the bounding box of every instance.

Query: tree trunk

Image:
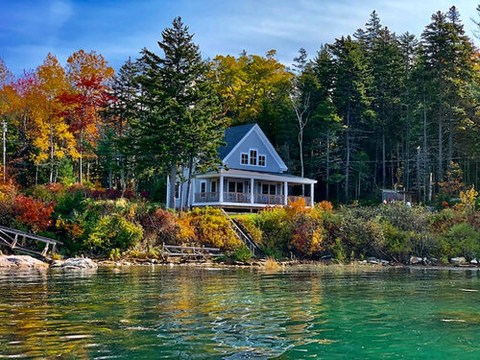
[438,115,443,181]
[298,127,305,195]
[422,89,428,203]
[345,107,351,203]
[168,166,177,210]
[326,132,330,200]
[382,127,386,188]
[184,156,194,211]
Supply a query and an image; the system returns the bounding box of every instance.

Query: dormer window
[250,150,257,165]
[259,155,266,167]
[241,153,249,165]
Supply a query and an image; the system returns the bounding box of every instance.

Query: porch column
[219,174,224,202]
[310,183,314,206]
[284,181,288,205]
[250,178,255,204]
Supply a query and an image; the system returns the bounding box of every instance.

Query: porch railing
[288,195,311,204]
[194,192,311,205]
[224,192,250,203]
[194,192,219,203]
[255,194,284,205]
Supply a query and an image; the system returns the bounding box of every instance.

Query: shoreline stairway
[0,225,62,261]
[221,210,263,258]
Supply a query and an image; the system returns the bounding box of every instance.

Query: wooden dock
[0,225,62,261]
[162,243,223,259]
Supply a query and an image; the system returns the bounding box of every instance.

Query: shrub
[0,184,17,226]
[54,189,86,219]
[231,246,253,262]
[85,214,143,255]
[290,213,324,256]
[317,200,334,213]
[140,208,182,246]
[188,208,242,250]
[382,221,412,262]
[233,214,263,245]
[13,195,55,233]
[256,207,291,255]
[442,223,480,260]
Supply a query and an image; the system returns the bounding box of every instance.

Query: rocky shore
[1,254,480,271]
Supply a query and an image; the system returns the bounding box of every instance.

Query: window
[200,181,207,193]
[258,155,266,167]
[249,149,257,165]
[241,153,249,165]
[262,184,276,195]
[228,181,244,193]
[211,180,217,193]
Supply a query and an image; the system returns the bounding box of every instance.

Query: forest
[1,6,480,206]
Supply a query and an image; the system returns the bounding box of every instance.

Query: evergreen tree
[133,17,226,208]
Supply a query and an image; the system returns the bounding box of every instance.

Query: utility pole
[2,120,6,183]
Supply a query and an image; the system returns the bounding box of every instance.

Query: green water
[0,266,480,359]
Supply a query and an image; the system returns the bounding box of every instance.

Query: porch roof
[196,168,317,185]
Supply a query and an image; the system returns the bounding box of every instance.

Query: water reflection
[1,266,480,358]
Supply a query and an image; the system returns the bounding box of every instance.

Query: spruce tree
[134,17,226,209]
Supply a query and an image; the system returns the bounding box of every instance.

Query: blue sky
[1,0,479,76]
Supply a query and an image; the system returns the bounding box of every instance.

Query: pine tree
[133,17,226,209]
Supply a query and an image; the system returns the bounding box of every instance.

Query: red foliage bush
[141,208,181,245]
[13,195,55,233]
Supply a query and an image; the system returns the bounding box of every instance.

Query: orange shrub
[317,200,333,213]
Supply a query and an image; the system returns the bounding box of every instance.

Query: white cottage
[167,123,317,210]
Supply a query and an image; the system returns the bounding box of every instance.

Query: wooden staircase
[221,210,263,257]
[0,225,62,261]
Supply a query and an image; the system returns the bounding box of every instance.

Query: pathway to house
[0,225,62,261]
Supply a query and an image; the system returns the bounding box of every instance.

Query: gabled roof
[219,123,288,172]
[218,123,256,159]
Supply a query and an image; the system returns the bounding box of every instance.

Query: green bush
[85,214,143,255]
[442,223,480,260]
[381,221,412,262]
[231,246,253,262]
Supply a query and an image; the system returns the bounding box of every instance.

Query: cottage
[167,123,317,210]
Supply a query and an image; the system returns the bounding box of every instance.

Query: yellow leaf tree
[31,53,79,183]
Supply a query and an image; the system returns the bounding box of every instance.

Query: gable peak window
[241,153,248,165]
[250,149,257,165]
[258,155,266,167]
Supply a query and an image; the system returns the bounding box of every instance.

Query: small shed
[381,189,415,204]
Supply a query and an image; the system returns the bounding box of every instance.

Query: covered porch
[192,169,316,209]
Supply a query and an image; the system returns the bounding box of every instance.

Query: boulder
[0,255,48,269]
[51,257,98,270]
[410,256,423,265]
[471,259,478,265]
[450,257,467,266]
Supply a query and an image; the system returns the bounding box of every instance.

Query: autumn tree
[31,53,79,183]
[62,50,114,184]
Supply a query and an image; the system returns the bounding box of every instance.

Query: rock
[0,255,48,269]
[50,257,98,270]
[471,259,478,265]
[429,257,439,265]
[450,257,467,266]
[367,257,379,264]
[410,256,423,265]
[380,259,390,266]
